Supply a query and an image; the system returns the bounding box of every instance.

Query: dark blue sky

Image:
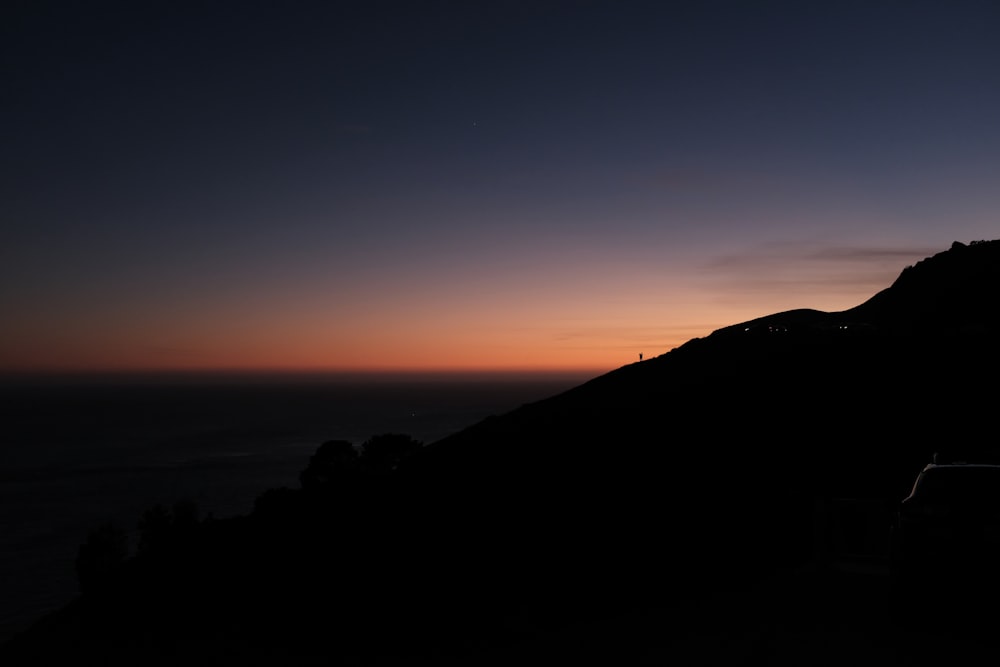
[4,1,999,372]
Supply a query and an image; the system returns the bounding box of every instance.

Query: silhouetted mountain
[410,238,999,488]
[847,240,1000,333]
[711,239,1000,337]
[4,240,998,664]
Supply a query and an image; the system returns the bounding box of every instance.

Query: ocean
[0,370,597,643]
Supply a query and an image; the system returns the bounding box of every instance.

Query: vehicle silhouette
[889,453,1000,632]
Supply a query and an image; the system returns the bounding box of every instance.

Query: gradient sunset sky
[3,0,999,374]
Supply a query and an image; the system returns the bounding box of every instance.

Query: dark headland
[4,239,999,665]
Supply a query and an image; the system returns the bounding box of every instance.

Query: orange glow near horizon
[0,325,674,376]
[1,302,708,375]
[5,3,999,380]
[0,241,950,376]
[0,310,811,376]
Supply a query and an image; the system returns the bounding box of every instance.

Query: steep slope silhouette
[847,239,1000,332]
[391,238,1000,638]
[4,240,998,663]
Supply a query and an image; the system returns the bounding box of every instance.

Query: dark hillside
[4,239,999,664]
[391,238,1000,644]
[846,239,1000,332]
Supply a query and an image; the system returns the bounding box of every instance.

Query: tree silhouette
[299,434,424,490]
[359,433,423,474]
[299,439,360,490]
[75,521,128,595]
[136,500,201,557]
[137,504,172,556]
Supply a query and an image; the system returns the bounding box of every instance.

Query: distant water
[0,370,596,643]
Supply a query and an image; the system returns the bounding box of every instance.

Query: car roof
[930,451,1000,466]
[923,462,1000,470]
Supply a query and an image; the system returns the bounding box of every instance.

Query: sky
[3,0,999,374]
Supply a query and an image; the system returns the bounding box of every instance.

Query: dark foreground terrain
[4,240,999,665]
[8,551,999,666]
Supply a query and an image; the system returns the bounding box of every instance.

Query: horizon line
[0,366,613,383]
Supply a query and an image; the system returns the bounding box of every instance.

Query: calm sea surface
[0,371,597,642]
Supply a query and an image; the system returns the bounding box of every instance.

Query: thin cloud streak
[697,241,945,314]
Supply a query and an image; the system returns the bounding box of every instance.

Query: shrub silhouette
[137,504,172,556]
[136,500,201,557]
[298,434,423,491]
[252,485,302,519]
[299,439,360,490]
[75,521,128,595]
[359,433,423,474]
